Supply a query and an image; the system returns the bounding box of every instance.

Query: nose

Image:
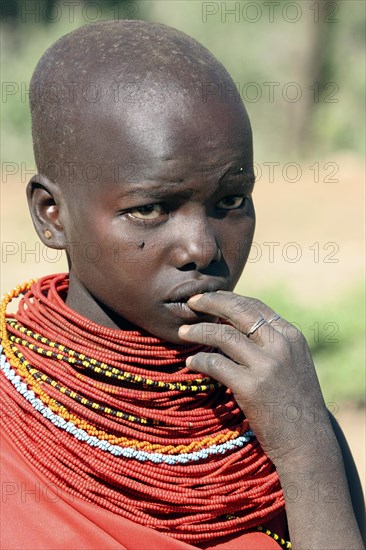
[170,207,221,271]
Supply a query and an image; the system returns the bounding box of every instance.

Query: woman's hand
[178,291,333,468]
[178,291,365,548]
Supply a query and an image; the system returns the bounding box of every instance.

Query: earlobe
[27,174,67,249]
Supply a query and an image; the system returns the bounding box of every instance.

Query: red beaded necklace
[0,274,286,544]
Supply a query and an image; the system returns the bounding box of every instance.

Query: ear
[27,174,67,249]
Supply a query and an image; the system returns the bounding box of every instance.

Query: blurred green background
[1,0,365,407]
[2,0,366,163]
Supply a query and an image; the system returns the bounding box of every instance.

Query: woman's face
[58,93,256,343]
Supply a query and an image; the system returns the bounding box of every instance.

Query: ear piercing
[44,230,52,240]
[138,241,145,249]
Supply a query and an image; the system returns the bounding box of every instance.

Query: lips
[164,280,225,305]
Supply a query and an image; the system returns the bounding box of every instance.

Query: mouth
[163,281,225,320]
[165,280,225,303]
[163,300,216,322]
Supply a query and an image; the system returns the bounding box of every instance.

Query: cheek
[221,212,255,265]
[63,216,131,269]
[240,202,256,251]
[70,237,156,295]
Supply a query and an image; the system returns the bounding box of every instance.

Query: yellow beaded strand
[0,280,242,455]
[257,526,292,548]
[7,322,218,392]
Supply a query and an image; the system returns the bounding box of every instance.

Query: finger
[186,351,248,393]
[266,313,290,333]
[187,292,273,332]
[246,315,301,347]
[187,292,284,345]
[178,322,262,364]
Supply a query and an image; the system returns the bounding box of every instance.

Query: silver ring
[246,316,266,336]
[267,313,281,324]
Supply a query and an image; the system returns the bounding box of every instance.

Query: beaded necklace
[0,274,289,546]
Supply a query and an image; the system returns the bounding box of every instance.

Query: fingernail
[186,356,193,366]
[178,325,190,335]
[188,294,203,303]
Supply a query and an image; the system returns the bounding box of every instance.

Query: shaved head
[27,20,255,340]
[30,20,247,187]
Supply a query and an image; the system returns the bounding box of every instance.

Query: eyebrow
[115,170,255,200]
[116,184,193,200]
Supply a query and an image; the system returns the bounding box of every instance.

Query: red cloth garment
[0,430,287,550]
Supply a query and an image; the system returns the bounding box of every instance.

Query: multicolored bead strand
[0,275,288,545]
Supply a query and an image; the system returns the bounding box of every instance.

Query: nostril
[172,225,221,271]
[178,262,197,272]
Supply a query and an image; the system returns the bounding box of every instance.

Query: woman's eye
[129,204,165,220]
[217,196,246,210]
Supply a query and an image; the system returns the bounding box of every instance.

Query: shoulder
[329,411,366,543]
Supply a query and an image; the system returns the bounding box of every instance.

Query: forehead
[72,89,253,184]
[33,21,253,190]
[53,97,253,205]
